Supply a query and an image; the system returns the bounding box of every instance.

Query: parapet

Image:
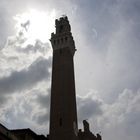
[55,16,68,26]
[78,120,102,140]
[83,120,90,132]
[55,15,71,34]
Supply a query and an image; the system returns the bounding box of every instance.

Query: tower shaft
[49,16,78,140]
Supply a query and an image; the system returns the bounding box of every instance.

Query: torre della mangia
[48,16,102,140]
[0,16,102,140]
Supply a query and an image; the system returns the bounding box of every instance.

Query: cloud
[0,57,51,94]
[34,111,49,125]
[76,89,140,140]
[34,90,50,125]
[77,93,103,122]
[0,0,53,134]
[1,85,50,133]
[95,89,140,140]
[0,0,140,140]
[0,95,10,107]
[73,0,140,103]
[37,90,50,109]
[17,40,50,55]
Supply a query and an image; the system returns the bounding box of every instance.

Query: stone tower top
[50,16,76,56]
[55,16,71,34]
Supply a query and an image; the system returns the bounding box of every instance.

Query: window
[60,49,62,54]
[54,40,56,45]
[59,25,63,33]
[65,37,68,41]
[59,118,62,126]
[57,39,60,44]
[61,38,63,43]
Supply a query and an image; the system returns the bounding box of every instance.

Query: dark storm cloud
[0,57,51,94]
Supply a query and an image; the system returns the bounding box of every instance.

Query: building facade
[0,123,18,140]
[0,123,47,140]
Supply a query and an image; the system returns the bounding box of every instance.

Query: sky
[0,0,140,140]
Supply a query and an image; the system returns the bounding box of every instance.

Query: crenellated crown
[50,16,76,55]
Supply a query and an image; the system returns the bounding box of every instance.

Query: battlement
[78,120,102,140]
[54,16,71,34]
[50,16,75,55]
[55,15,68,25]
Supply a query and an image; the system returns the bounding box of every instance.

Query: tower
[49,16,78,140]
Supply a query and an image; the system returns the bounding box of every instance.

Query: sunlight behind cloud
[0,9,55,75]
[14,9,56,44]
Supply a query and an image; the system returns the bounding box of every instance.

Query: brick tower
[49,16,78,140]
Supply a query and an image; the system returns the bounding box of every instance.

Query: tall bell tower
[49,16,78,140]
